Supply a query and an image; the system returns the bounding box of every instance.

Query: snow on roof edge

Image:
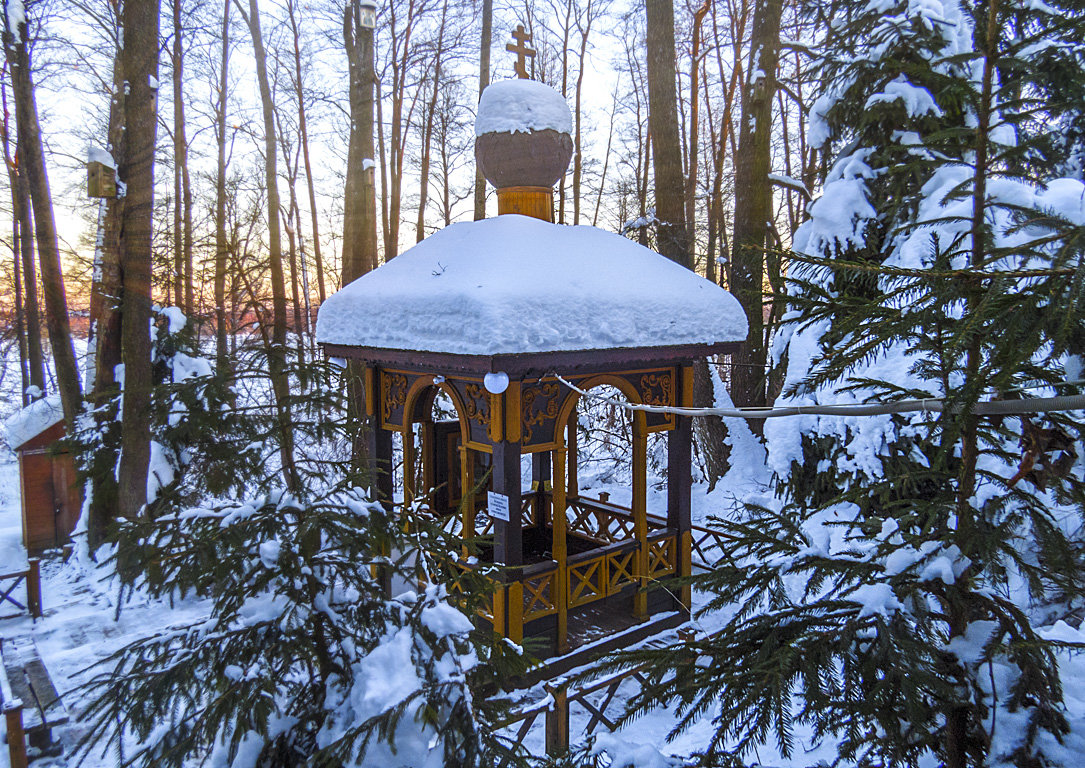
[5,394,64,450]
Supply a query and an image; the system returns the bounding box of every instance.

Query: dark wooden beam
[492,440,523,567]
[321,341,741,379]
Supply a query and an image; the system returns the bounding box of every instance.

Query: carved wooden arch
[402,377,471,446]
[554,373,648,445]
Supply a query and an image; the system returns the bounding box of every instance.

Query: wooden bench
[1,636,67,765]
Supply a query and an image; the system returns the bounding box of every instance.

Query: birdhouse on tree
[5,397,82,554]
[86,146,117,198]
[316,74,748,663]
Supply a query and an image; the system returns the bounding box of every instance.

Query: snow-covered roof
[475,80,572,136]
[316,215,747,357]
[5,394,63,450]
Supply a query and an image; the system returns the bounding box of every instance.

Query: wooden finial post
[505,24,536,79]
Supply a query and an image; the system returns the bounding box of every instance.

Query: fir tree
[72,310,532,766]
[608,1,1085,765]
[77,489,527,768]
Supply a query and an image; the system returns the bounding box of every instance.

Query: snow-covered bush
[77,488,530,767]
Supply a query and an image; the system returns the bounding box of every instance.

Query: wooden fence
[0,560,41,620]
[496,628,698,761]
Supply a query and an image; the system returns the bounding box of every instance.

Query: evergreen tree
[608,1,1085,765]
[77,490,527,767]
[72,308,531,767]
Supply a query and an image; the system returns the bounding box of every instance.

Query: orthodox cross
[506,24,536,79]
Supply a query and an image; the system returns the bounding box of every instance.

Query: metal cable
[551,374,1085,420]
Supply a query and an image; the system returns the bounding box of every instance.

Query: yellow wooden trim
[488,391,504,443]
[492,585,506,639]
[507,580,524,644]
[566,412,578,498]
[497,186,554,221]
[364,366,376,417]
[403,428,416,503]
[465,440,494,454]
[682,364,695,408]
[460,445,475,551]
[553,446,569,654]
[505,381,522,443]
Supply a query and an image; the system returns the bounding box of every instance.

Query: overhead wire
[551,374,1085,420]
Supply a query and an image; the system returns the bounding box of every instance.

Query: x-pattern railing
[0,560,41,620]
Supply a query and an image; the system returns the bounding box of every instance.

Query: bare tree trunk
[1,95,44,397]
[116,0,160,521]
[592,87,617,227]
[278,122,306,365]
[171,0,194,316]
[343,0,378,283]
[729,0,782,419]
[571,0,596,227]
[645,0,690,268]
[685,1,709,260]
[2,92,31,403]
[2,8,82,429]
[287,0,327,303]
[215,0,231,370]
[473,0,492,221]
[237,0,298,490]
[415,0,448,243]
[646,0,731,484]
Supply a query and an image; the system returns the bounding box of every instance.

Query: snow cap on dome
[475,79,572,137]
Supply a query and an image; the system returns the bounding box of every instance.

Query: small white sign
[487,490,510,522]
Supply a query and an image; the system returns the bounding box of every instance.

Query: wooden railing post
[492,583,507,640]
[4,701,28,768]
[632,421,649,620]
[506,578,524,644]
[553,447,569,654]
[26,559,41,619]
[544,681,569,757]
[460,444,475,550]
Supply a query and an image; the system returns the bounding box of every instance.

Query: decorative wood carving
[460,382,492,444]
[638,372,673,407]
[521,380,562,445]
[381,372,409,424]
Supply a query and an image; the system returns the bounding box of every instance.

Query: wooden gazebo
[317,79,747,657]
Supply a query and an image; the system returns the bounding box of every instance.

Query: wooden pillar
[4,702,27,768]
[532,451,551,527]
[403,426,416,504]
[633,418,649,620]
[566,411,578,498]
[493,440,523,643]
[420,421,435,507]
[492,441,523,567]
[366,417,394,597]
[366,421,394,507]
[553,445,569,654]
[668,374,693,614]
[544,680,570,756]
[26,559,41,619]
[459,445,475,541]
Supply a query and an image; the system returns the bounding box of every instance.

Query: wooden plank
[3,660,43,732]
[23,649,67,726]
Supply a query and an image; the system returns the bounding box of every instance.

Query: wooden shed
[5,397,81,554]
